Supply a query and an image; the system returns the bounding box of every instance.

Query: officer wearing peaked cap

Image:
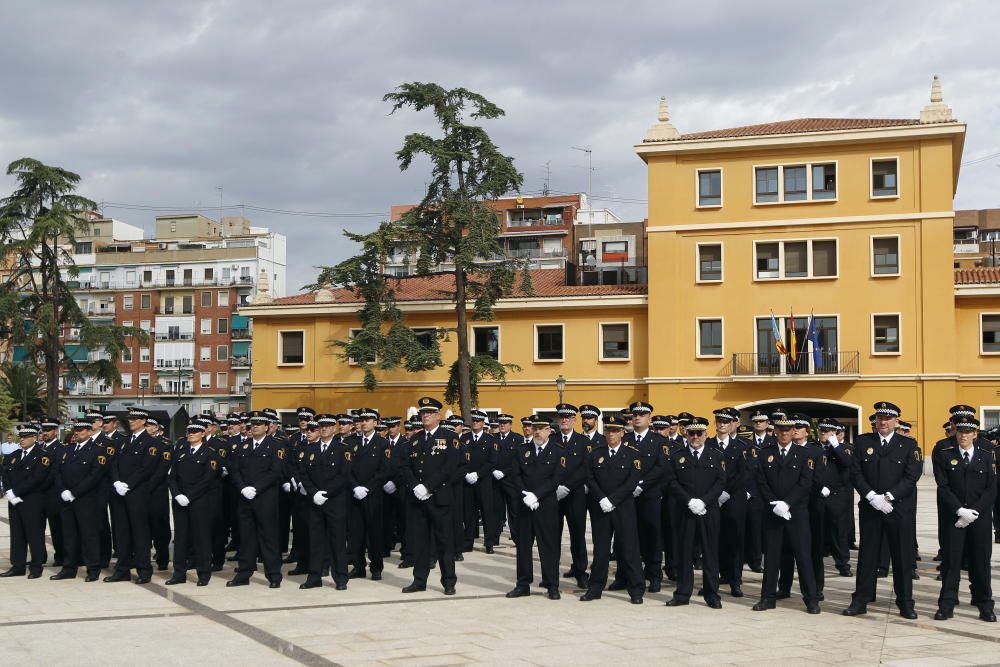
[844,402,922,619]
[815,418,854,577]
[552,403,590,589]
[708,407,755,598]
[579,405,607,449]
[461,409,498,553]
[1,423,50,579]
[37,417,67,568]
[380,416,411,564]
[165,422,221,586]
[489,413,521,548]
[346,407,388,580]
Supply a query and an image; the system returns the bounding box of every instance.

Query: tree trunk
[453,267,472,418]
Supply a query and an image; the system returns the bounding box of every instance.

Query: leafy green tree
[309,83,530,416]
[0,158,148,413]
[0,361,46,420]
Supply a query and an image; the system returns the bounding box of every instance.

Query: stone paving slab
[1,477,999,666]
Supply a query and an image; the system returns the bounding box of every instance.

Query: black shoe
[899,608,917,620]
[936,573,943,581]
[666,598,690,607]
[506,587,530,598]
[607,580,627,591]
[197,579,209,587]
[876,567,889,578]
[27,572,41,579]
[730,585,743,598]
[665,568,678,581]
[166,576,186,585]
[282,555,296,564]
[269,580,281,589]
[933,553,943,562]
[485,546,494,554]
[135,576,151,585]
[226,555,239,561]
[287,567,308,576]
[912,570,920,580]
[629,596,643,605]
[842,604,868,616]
[547,589,560,600]
[300,579,323,589]
[776,590,791,600]
[371,571,382,581]
[50,571,76,580]
[579,590,601,601]
[706,598,722,609]
[455,554,464,562]
[211,564,223,572]
[402,583,426,593]
[157,562,169,572]
[226,578,249,587]
[934,608,953,620]
[103,573,130,583]
[84,573,99,582]
[398,560,414,569]
[443,586,456,596]
[837,565,853,577]
[562,570,577,579]
[647,581,661,593]
[806,603,821,614]
[752,600,775,611]
[348,567,366,579]
[0,569,25,578]
[335,583,347,590]
[980,609,997,622]
[575,576,589,590]
[748,564,763,574]
[697,588,704,596]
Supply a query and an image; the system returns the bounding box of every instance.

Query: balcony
[157,307,194,315]
[231,355,251,368]
[954,241,980,254]
[154,358,194,371]
[85,305,116,317]
[153,332,195,341]
[505,247,569,259]
[730,351,860,379]
[152,384,191,395]
[231,328,252,340]
[571,260,648,286]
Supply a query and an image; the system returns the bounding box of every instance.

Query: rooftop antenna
[571,146,594,223]
[542,160,551,196]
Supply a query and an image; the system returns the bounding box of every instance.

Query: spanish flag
[789,310,798,364]
[770,312,787,355]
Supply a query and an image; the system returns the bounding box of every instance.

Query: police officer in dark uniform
[346,407,388,580]
[401,397,460,595]
[843,402,922,619]
[708,407,754,598]
[932,415,997,622]
[300,414,351,590]
[1,423,51,578]
[752,413,821,614]
[506,415,565,600]
[488,413,518,548]
[552,403,590,590]
[380,416,407,558]
[38,417,66,567]
[50,418,112,581]
[223,413,247,557]
[227,410,285,588]
[92,411,121,569]
[666,416,726,608]
[816,419,854,577]
[166,421,221,586]
[105,408,159,584]
[286,407,315,569]
[144,416,172,571]
[745,409,775,573]
[580,413,644,604]
[461,409,497,553]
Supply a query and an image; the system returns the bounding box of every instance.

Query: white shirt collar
[689,446,703,457]
[21,445,35,458]
[608,444,619,455]
[960,445,975,460]
[425,426,439,438]
[717,435,729,448]
[633,429,649,440]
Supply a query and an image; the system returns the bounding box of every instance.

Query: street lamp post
[556,374,566,404]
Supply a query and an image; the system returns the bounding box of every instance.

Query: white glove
[492,469,504,480]
[9,496,22,505]
[956,507,979,526]
[867,493,892,514]
[4,489,15,502]
[313,490,328,506]
[61,490,75,502]
[413,484,430,501]
[718,491,731,507]
[770,500,791,520]
[633,484,644,498]
[688,498,707,515]
[221,467,229,477]
[583,484,589,494]
[299,484,308,496]
[556,485,570,500]
[241,486,257,500]
[825,434,839,447]
[746,491,751,500]
[383,480,397,494]
[113,481,127,496]
[820,487,831,498]
[530,501,540,511]
[955,515,972,529]
[281,482,291,493]
[599,496,615,513]
[353,486,369,500]
[522,491,538,508]
[465,472,478,485]
[175,494,190,507]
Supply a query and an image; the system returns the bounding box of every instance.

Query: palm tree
[1,361,46,420]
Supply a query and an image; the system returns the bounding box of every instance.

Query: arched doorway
[735,398,865,441]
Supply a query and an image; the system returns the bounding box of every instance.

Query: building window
[697,169,722,207]
[216,345,228,361]
[872,236,900,276]
[600,323,630,360]
[873,314,901,354]
[142,270,152,284]
[182,296,193,314]
[123,294,133,310]
[754,239,838,280]
[697,243,722,282]
[872,158,899,198]
[217,318,228,334]
[123,320,133,329]
[473,326,499,360]
[163,296,174,314]
[200,372,211,389]
[535,324,564,362]
[755,162,838,204]
[138,373,150,389]
[412,328,436,350]
[204,267,214,281]
[697,318,723,357]
[140,320,151,333]
[981,314,1000,354]
[126,271,137,284]
[122,348,133,363]
[140,347,150,362]
[140,294,151,309]
[201,291,212,307]
[602,241,628,262]
[75,241,93,254]
[201,319,211,334]
[348,328,377,365]
[200,346,211,361]
[121,373,132,390]
[279,331,304,365]
[216,372,227,389]
[218,291,229,307]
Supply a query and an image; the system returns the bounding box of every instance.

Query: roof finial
[645,95,680,142]
[253,268,273,304]
[920,75,954,123]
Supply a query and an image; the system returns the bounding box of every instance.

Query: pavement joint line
[222,592,509,615]
[0,611,196,628]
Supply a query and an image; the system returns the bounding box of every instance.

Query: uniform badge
[97,455,107,465]
[163,451,171,461]
[106,446,115,456]
[560,456,567,468]
[752,448,757,458]
[767,455,774,463]
[633,459,641,470]
[41,456,50,467]
[277,448,285,460]
[465,452,471,461]
[866,447,874,455]
[218,448,227,458]
[299,452,305,460]
[807,459,814,470]
[680,456,686,464]
[149,447,157,456]
[598,456,605,464]
[721,459,726,471]
[344,452,352,461]
[309,453,315,461]
[524,451,530,458]
[913,450,921,462]
[210,460,218,471]
[453,442,460,449]
[950,459,958,466]
[385,448,392,459]
[243,444,249,450]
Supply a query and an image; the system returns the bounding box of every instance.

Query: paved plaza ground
[1,476,999,666]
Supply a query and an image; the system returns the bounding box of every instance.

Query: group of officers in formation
[1,397,997,623]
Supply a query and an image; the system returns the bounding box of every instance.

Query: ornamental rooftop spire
[644,96,680,141]
[920,75,954,123]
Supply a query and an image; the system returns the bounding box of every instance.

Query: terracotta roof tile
[268,269,647,306]
[955,267,1000,285]
[657,117,922,142]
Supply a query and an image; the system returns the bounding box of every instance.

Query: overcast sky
[1,1,997,293]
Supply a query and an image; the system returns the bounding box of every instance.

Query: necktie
[363,437,369,448]
[562,435,568,445]
[694,449,700,461]
[536,446,542,457]
[963,450,971,465]
[321,442,327,455]
[609,448,615,458]
[781,447,787,459]
[881,439,888,449]
[17,450,25,463]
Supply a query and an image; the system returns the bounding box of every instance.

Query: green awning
[65,345,89,362]
[232,341,251,356]
[13,346,29,362]
[231,314,249,329]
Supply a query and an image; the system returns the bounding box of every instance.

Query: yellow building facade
[243,79,1000,451]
